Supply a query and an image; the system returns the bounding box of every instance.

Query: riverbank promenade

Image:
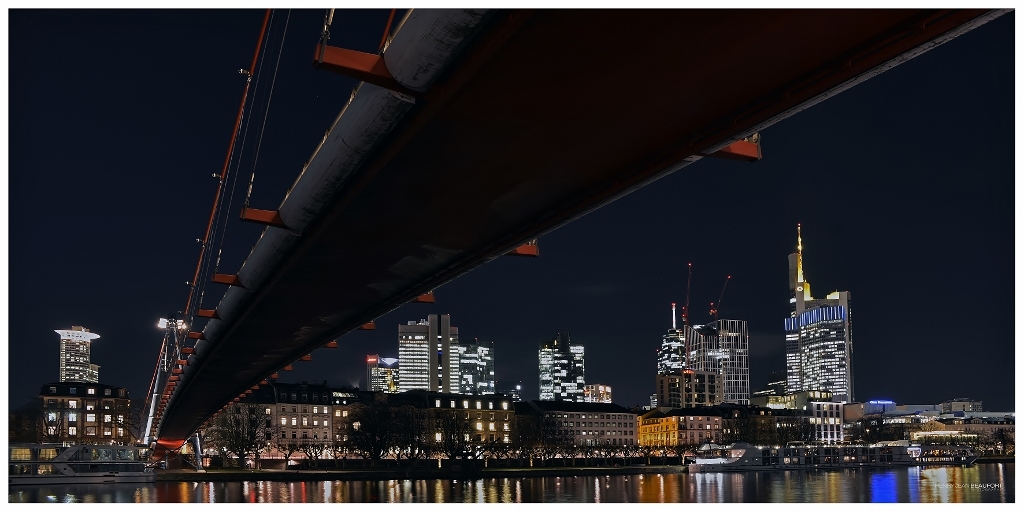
[156,464,688,482]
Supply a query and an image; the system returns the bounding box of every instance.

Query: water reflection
[8,464,1013,503]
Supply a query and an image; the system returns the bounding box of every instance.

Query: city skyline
[5,10,1015,415]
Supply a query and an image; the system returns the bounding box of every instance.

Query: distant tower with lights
[55,326,101,383]
[785,225,854,402]
[538,333,585,401]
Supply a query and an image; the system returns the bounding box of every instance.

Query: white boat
[688,441,978,473]
[9,443,156,485]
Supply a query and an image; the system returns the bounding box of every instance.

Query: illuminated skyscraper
[785,225,854,402]
[55,326,100,383]
[688,319,750,405]
[458,338,495,395]
[538,333,585,401]
[398,314,460,393]
[657,303,687,375]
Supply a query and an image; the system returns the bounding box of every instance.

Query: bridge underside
[155,9,999,445]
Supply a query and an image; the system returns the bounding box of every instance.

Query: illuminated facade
[398,315,460,393]
[39,382,131,444]
[657,303,687,375]
[638,409,723,447]
[584,384,613,403]
[366,355,399,393]
[55,326,101,383]
[457,338,495,395]
[785,226,854,402]
[538,333,585,401]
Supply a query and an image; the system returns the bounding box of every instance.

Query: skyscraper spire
[796,223,804,284]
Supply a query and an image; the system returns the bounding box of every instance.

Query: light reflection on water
[8,464,1013,503]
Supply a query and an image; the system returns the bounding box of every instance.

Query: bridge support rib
[314,44,416,95]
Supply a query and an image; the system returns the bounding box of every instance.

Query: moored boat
[9,443,156,485]
[688,441,979,473]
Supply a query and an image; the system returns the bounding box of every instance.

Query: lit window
[342,410,348,418]
[68,412,77,422]
[435,432,442,442]
[86,414,96,422]
[502,402,508,410]
[87,388,95,395]
[313,406,319,414]
[103,414,112,423]
[435,400,441,407]
[291,417,297,426]
[68,427,77,436]
[476,422,483,431]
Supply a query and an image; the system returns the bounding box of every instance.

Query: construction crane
[709,275,731,321]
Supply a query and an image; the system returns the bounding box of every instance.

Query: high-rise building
[538,333,585,401]
[657,303,687,375]
[584,384,612,403]
[366,354,399,393]
[785,225,854,402]
[457,338,495,395]
[687,320,750,405]
[656,369,723,409]
[55,326,101,383]
[398,314,460,393]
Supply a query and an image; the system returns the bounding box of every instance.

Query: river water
[9,463,1013,503]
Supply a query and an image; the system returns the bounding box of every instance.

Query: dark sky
[7,10,1016,414]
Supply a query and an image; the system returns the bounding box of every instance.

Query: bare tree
[433,409,473,460]
[348,400,396,465]
[299,438,327,468]
[204,403,272,468]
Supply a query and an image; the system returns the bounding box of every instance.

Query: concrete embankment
[156,465,687,482]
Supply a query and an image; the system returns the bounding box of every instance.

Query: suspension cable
[244,10,291,209]
[379,9,396,53]
[183,9,271,321]
[213,9,279,277]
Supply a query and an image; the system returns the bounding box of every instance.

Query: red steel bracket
[359,322,376,330]
[212,274,242,286]
[314,44,417,95]
[197,309,219,319]
[507,240,540,257]
[413,292,436,303]
[240,207,288,229]
[703,139,762,162]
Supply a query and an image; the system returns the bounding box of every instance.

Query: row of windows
[434,399,510,410]
[279,392,330,404]
[48,387,124,397]
[55,426,125,437]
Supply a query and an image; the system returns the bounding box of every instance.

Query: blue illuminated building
[785,225,854,402]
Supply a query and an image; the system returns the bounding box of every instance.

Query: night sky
[6,10,1017,415]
